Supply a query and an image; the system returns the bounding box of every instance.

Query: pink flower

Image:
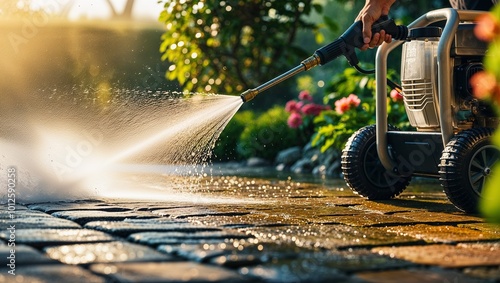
[334,97,350,114]
[346,94,361,107]
[298,90,313,101]
[287,112,303,128]
[296,101,304,110]
[285,100,300,113]
[335,94,361,115]
[301,103,324,116]
[390,89,404,102]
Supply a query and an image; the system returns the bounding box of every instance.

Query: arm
[356,0,396,50]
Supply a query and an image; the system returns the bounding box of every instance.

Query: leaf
[321,138,335,153]
[323,16,339,33]
[313,4,323,14]
[480,162,500,223]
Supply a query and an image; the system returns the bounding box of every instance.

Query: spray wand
[240,16,408,102]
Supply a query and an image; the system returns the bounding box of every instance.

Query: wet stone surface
[354,268,489,283]
[309,212,417,227]
[44,241,173,265]
[128,230,252,246]
[0,209,54,220]
[0,216,81,230]
[463,266,500,281]
[151,206,251,219]
[244,224,424,250]
[0,228,115,248]
[0,245,58,266]
[372,243,500,268]
[84,219,222,237]
[158,241,302,266]
[90,261,250,283]
[51,210,159,225]
[3,175,500,282]
[0,265,106,283]
[384,224,500,244]
[28,201,130,214]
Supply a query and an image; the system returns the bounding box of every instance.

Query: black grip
[371,18,408,41]
[313,17,408,66]
[315,39,346,66]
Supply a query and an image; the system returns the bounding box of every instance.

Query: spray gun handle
[315,17,408,66]
[371,17,408,41]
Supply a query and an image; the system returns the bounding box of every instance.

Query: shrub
[311,68,410,153]
[237,106,300,161]
[284,90,330,145]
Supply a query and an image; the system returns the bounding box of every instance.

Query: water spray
[240,16,408,102]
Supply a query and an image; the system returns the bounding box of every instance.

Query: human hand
[355,0,396,50]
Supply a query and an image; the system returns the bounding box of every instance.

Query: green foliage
[159,0,322,95]
[212,111,254,161]
[481,116,500,222]
[311,68,410,152]
[312,100,375,152]
[323,67,376,102]
[481,162,500,223]
[237,106,300,161]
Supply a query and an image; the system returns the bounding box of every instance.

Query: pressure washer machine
[241,9,499,213]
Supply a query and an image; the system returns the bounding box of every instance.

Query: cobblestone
[151,206,250,218]
[51,210,158,225]
[309,212,417,227]
[0,217,81,230]
[44,241,173,264]
[463,266,500,281]
[0,209,53,219]
[28,201,130,213]
[90,262,249,282]
[128,230,252,246]
[384,224,500,243]
[0,228,115,248]
[372,243,500,268]
[158,241,301,265]
[0,245,57,266]
[245,224,424,249]
[354,268,489,283]
[0,265,106,283]
[84,219,221,237]
[240,260,357,282]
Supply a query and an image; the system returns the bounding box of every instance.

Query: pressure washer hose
[241,17,408,103]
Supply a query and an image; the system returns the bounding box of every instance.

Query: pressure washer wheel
[342,124,412,200]
[439,128,499,213]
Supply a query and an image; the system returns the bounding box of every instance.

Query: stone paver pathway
[1,176,499,282]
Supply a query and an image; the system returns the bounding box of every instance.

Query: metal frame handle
[374,8,485,173]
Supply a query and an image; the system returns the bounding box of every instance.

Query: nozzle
[240,89,259,103]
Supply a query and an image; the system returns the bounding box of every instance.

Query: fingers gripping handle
[315,17,408,66]
[371,17,408,41]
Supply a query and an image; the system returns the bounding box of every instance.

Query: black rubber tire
[439,128,499,213]
[342,125,411,200]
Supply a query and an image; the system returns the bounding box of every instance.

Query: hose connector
[240,89,259,103]
[301,54,321,70]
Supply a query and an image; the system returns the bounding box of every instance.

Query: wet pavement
[1,174,500,283]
